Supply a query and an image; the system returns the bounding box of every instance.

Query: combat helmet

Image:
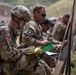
[11,5,31,22]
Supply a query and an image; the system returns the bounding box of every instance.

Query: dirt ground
[0,15,10,23]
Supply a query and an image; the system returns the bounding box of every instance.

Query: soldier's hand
[40,39,50,46]
[19,46,35,53]
[62,40,68,47]
[43,37,53,43]
[47,37,52,41]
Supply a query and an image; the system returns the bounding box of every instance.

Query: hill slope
[46,0,73,18]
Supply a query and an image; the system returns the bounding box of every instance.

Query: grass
[72,52,76,75]
[46,0,73,18]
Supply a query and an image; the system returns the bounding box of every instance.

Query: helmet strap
[12,14,21,29]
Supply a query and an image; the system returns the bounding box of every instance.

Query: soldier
[18,4,53,75]
[46,22,55,37]
[19,4,53,75]
[21,4,50,47]
[20,20,52,75]
[19,4,47,45]
[33,4,46,24]
[0,5,34,75]
[52,14,70,42]
[43,19,55,37]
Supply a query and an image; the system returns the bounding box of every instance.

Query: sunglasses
[38,12,46,17]
[42,14,46,17]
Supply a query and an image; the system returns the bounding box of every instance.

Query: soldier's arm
[52,23,61,37]
[22,28,49,47]
[52,39,68,52]
[22,27,38,46]
[57,23,66,33]
[1,29,22,61]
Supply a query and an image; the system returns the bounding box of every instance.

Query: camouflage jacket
[52,21,66,41]
[0,24,22,61]
[47,30,52,38]
[21,20,43,46]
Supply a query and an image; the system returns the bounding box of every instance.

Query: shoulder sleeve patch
[27,29,33,34]
[25,28,35,36]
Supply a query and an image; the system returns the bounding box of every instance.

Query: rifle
[53,0,76,75]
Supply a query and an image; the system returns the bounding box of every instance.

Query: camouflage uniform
[0,24,44,75]
[21,20,43,46]
[0,5,38,75]
[0,25,27,75]
[20,20,51,75]
[47,30,52,37]
[52,21,67,42]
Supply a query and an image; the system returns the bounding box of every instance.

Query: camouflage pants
[36,59,51,75]
[42,54,57,68]
[3,54,51,75]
